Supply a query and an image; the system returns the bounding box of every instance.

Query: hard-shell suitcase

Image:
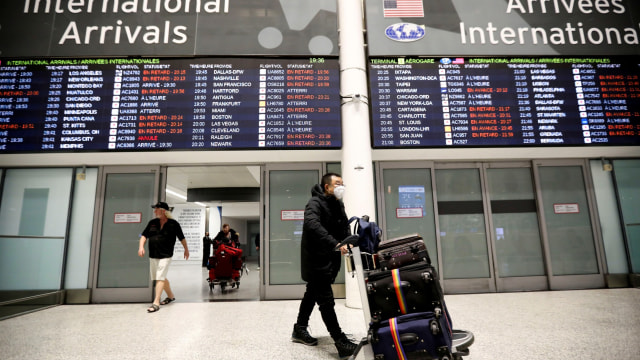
[369,312,453,360]
[377,234,431,270]
[367,261,450,325]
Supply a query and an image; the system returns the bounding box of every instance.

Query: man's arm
[180,239,190,260]
[138,235,147,257]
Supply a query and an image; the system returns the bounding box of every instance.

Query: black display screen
[0,57,340,152]
[369,57,640,147]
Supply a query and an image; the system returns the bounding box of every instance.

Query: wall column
[338,0,376,308]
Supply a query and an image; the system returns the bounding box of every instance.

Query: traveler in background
[213,223,239,249]
[254,233,260,270]
[202,231,212,267]
[291,173,357,359]
[138,202,190,313]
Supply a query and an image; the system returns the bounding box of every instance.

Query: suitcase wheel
[421,271,432,282]
[437,346,453,360]
[366,283,375,294]
[368,331,379,345]
[430,319,441,335]
[434,307,442,318]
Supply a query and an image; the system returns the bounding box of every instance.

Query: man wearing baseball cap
[138,201,190,313]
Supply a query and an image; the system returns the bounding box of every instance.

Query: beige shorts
[149,258,172,281]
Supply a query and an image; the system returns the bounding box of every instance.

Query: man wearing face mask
[291,173,357,359]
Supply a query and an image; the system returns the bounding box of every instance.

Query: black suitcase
[369,312,453,360]
[377,234,431,270]
[366,261,450,325]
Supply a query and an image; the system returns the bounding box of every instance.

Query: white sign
[172,206,206,261]
[396,208,423,218]
[281,210,304,221]
[554,203,580,214]
[113,212,142,223]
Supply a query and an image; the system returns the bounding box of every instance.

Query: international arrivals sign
[366,0,640,55]
[0,0,338,57]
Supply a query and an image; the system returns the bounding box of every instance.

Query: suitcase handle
[386,280,410,291]
[399,333,419,346]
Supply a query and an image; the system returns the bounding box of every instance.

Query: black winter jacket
[300,184,350,283]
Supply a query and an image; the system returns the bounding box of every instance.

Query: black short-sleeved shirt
[141,218,185,259]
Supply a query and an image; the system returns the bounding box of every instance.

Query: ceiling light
[165,188,187,200]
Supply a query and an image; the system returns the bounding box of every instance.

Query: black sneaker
[291,324,318,346]
[334,335,358,359]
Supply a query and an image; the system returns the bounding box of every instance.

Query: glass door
[484,163,547,292]
[263,163,324,300]
[91,166,163,303]
[435,163,495,293]
[533,160,605,290]
[376,162,438,269]
[612,159,640,274]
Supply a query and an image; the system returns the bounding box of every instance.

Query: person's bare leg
[147,280,164,312]
[154,280,164,305]
[163,279,175,299]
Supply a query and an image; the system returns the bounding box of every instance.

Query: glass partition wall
[377,160,606,294]
[0,169,73,318]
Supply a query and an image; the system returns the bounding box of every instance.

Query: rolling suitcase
[366,261,450,326]
[377,234,431,270]
[369,312,453,360]
[344,242,473,360]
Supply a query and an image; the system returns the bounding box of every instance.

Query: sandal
[147,304,160,313]
[160,297,175,305]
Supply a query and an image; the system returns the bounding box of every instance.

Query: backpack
[348,215,382,254]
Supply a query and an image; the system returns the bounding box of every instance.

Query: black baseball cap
[151,202,170,210]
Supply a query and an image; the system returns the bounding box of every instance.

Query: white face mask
[333,185,345,200]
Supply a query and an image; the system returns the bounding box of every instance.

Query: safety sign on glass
[553,203,580,214]
[114,213,142,223]
[281,210,304,221]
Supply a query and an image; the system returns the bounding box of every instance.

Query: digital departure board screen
[0,57,340,152]
[369,57,640,148]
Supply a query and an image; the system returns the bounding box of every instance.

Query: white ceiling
[165,165,261,219]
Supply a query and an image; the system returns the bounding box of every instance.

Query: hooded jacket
[300,183,350,283]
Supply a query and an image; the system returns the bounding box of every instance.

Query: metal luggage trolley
[342,238,474,360]
[207,244,248,293]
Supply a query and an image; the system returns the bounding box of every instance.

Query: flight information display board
[0,57,340,152]
[369,57,640,148]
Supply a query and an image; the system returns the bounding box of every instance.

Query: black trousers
[202,242,210,266]
[296,280,343,340]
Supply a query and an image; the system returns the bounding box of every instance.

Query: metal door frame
[375,160,440,274]
[375,160,436,240]
[262,162,325,300]
[483,161,549,292]
[532,159,606,290]
[90,165,163,303]
[434,162,497,294]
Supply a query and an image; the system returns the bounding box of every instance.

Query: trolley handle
[335,234,359,251]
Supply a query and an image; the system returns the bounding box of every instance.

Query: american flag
[383,0,425,18]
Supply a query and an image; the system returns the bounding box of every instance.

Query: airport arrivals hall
[0,1,639,359]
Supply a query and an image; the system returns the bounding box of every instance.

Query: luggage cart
[207,244,247,293]
[343,239,474,360]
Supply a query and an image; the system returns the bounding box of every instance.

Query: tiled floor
[1,261,639,359]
